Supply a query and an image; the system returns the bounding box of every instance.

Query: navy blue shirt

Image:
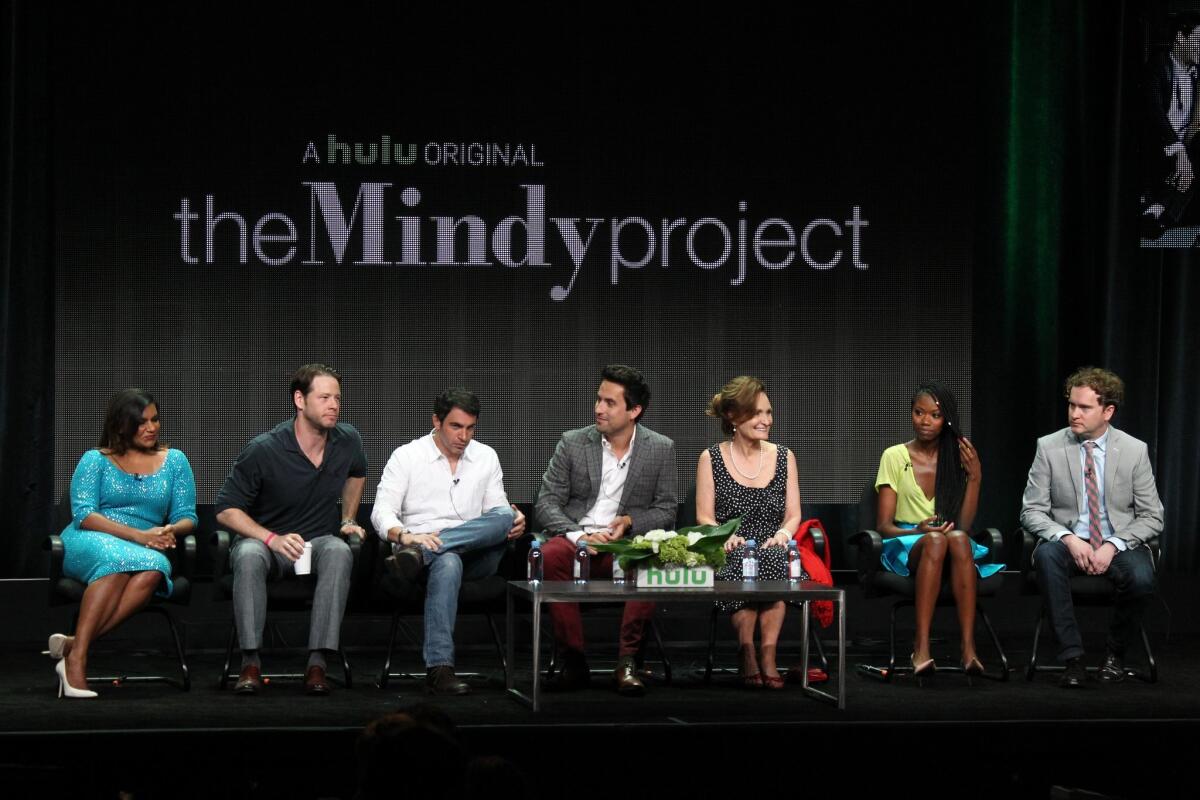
[216,419,368,540]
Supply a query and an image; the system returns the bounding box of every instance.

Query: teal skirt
[880,524,1004,579]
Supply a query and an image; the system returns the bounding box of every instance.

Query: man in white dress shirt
[371,388,525,695]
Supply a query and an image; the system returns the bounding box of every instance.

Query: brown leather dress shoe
[234,664,263,694]
[425,665,470,696]
[613,655,645,696]
[304,665,332,695]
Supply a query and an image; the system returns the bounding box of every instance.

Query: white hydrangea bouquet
[589,518,741,571]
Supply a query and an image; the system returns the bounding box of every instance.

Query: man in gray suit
[1020,367,1164,687]
[536,364,678,695]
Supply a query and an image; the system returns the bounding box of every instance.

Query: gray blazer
[535,424,678,537]
[1020,426,1164,549]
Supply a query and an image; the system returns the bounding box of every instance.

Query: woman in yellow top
[875,382,997,679]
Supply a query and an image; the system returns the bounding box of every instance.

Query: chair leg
[545,625,558,679]
[975,603,1009,681]
[153,606,191,691]
[1140,624,1158,683]
[340,647,353,690]
[885,601,900,682]
[220,622,237,690]
[377,609,401,689]
[1026,610,1044,681]
[649,617,672,684]
[810,621,829,673]
[485,610,507,672]
[704,605,719,684]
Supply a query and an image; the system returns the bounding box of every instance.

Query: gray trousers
[231,534,353,652]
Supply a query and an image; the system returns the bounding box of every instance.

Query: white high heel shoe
[44,633,71,660]
[56,658,97,699]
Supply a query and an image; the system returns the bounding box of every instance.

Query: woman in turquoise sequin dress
[51,389,197,697]
[874,382,999,679]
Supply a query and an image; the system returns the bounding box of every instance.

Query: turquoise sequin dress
[61,449,198,598]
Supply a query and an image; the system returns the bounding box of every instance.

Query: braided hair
[912,382,966,525]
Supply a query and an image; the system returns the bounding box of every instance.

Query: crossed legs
[422,506,513,668]
[62,570,163,687]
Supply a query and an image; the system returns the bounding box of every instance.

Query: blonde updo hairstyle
[706,376,766,437]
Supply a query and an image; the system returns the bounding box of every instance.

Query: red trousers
[541,536,655,657]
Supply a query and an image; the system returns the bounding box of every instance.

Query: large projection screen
[53,9,973,510]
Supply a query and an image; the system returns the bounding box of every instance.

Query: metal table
[505,579,845,711]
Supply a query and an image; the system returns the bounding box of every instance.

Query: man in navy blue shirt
[216,364,368,695]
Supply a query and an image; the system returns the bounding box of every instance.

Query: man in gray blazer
[1020,367,1164,687]
[536,364,678,695]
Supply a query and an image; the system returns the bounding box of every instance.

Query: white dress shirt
[565,428,636,545]
[371,431,509,539]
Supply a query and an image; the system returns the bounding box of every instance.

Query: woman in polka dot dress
[695,376,805,689]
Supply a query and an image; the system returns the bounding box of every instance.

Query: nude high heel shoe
[56,658,97,699]
[911,653,937,687]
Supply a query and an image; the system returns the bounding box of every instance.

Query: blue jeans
[415,506,513,668]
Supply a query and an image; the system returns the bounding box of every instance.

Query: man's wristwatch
[340,518,357,528]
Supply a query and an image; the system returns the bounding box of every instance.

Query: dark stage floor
[1,633,1196,800]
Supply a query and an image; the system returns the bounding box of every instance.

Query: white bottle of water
[527,539,543,585]
[574,539,590,584]
[612,553,625,584]
[742,540,758,582]
[787,540,803,583]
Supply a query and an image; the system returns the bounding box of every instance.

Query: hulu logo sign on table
[636,566,715,588]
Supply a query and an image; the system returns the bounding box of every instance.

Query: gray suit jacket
[534,424,678,537]
[1020,426,1164,549]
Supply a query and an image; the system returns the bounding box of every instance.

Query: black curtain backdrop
[2,1,1198,576]
[0,0,53,578]
[976,0,1200,574]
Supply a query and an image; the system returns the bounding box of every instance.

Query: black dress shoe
[1097,652,1126,684]
[234,664,263,694]
[426,665,470,696]
[304,665,332,695]
[1059,657,1087,688]
[386,545,424,580]
[613,655,645,696]
[544,651,590,692]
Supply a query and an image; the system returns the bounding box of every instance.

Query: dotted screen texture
[55,246,970,509]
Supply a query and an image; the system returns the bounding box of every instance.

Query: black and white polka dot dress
[710,443,807,611]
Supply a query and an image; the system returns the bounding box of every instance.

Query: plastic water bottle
[527,539,543,585]
[787,540,803,583]
[742,540,758,581]
[574,539,590,584]
[611,553,625,584]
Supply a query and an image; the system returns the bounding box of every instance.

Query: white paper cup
[294,541,313,575]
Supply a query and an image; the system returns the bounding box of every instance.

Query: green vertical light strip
[1002,0,1065,389]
